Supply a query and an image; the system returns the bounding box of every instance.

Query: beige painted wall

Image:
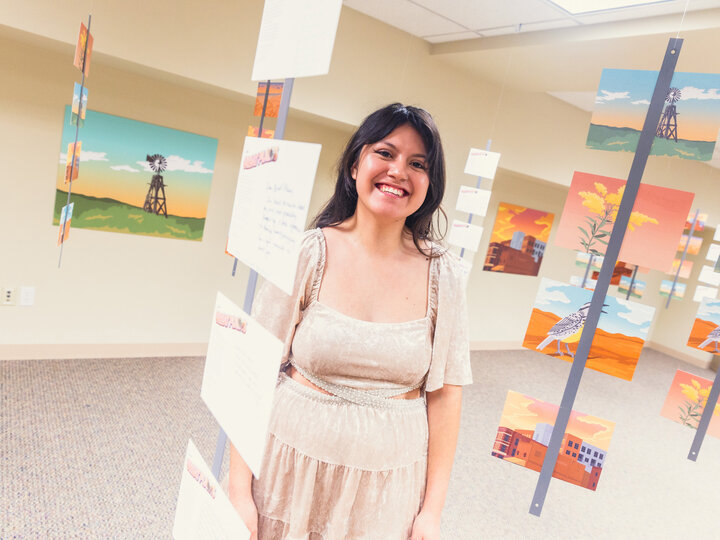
[0,33,348,355]
[1,2,718,368]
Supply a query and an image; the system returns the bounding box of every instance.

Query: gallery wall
[0,32,348,358]
[0,1,718,369]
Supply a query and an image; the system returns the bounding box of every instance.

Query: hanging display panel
[660,370,720,438]
[587,69,720,161]
[554,171,693,271]
[483,202,554,276]
[523,278,655,381]
[53,107,218,241]
[492,390,615,492]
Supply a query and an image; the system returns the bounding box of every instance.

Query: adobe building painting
[483,202,554,276]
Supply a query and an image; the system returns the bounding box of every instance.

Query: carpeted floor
[1,349,718,539]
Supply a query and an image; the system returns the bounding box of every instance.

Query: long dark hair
[311,103,447,256]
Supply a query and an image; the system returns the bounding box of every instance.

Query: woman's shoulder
[298,227,326,267]
[430,241,467,279]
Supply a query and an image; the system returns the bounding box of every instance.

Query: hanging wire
[675,0,692,41]
[488,49,514,142]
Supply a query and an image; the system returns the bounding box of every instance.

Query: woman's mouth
[376,184,407,198]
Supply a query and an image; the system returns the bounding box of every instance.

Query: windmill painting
[687,298,720,353]
[53,107,217,241]
[523,278,655,381]
[586,69,720,161]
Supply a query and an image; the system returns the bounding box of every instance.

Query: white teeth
[379,185,404,196]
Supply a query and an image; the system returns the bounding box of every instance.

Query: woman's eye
[375,149,392,158]
[411,161,427,170]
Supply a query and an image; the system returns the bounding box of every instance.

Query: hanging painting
[483,202,554,276]
[586,69,720,161]
[687,298,720,352]
[523,278,655,381]
[660,370,720,439]
[492,390,614,492]
[53,107,218,241]
[554,171,693,271]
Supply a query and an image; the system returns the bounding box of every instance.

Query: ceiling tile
[411,0,571,30]
[343,0,468,37]
[424,31,482,43]
[573,0,720,24]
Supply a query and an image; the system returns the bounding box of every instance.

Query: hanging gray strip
[687,364,720,461]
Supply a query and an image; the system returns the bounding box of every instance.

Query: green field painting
[53,190,205,241]
[587,124,715,161]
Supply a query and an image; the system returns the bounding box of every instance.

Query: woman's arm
[410,384,463,540]
[228,443,259,539]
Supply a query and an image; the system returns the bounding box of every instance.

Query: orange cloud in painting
[489,203,553,244]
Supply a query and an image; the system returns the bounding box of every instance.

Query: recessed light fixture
[548,0,674,15]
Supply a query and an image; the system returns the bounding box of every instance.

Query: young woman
[229,103,472,539]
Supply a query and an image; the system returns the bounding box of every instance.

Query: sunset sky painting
[523,278,655,381]
[489,203,553,244]
[554,171,694,271]
[484,202,554,276]
[493,390,615,491]
[587,69,720,161]
[54,107,218,240]
[660,370,720,439]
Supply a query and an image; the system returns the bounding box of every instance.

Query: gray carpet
[1,350,718,539]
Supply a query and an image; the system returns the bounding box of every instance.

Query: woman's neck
[339,212,410,257]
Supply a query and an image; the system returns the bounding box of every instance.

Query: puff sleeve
[250,228,324,368]
[425,251,473,392]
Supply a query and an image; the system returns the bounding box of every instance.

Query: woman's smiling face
[351,124,430,225]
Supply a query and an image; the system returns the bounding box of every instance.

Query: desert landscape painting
[687,298,720,352]
[523,278,655,381]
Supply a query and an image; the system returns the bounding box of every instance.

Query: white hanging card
[455,186,491,216]
[463,148,501,179]
[252,0,343,81]
[201,292,283,478]
[173,439,250,540]
[447,220,484,252]
[227,136,320,295]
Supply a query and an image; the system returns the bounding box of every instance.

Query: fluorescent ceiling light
[548,0,673,14]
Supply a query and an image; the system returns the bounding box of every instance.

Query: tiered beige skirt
[252,373,428,539]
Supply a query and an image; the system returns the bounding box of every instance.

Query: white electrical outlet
[2,287,16,305]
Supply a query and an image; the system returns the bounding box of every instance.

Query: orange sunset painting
[53,107,217,241]
[492,390,615,491]
[483,202,554,276]
[660,370,720,439]
[587,69,720,161]
[554,171,694,272]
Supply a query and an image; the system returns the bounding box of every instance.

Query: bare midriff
[287,365,421,400]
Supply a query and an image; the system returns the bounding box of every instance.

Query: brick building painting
[492,391,614,492]
[483,202,554,276]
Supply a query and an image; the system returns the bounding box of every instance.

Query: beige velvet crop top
[251,228,473,393]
